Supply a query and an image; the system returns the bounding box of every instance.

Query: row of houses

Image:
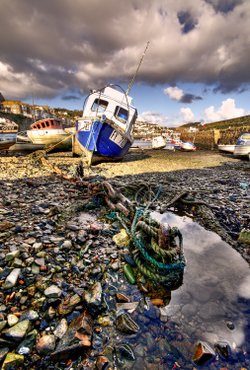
[0,92,74,126]
[0,92,52,119]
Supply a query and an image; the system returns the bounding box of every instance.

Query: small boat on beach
[233,133,250,159]
[0,118,18,150]
[72,85,138,164]
[181,142,196,151]
[218,144,236,153]
[26,117,72,150]
[152,136,166,149]
[9,131,45,153]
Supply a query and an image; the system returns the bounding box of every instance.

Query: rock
[83,282,103,314]
[61,240,72,249]
[7,314,19,327]
[115,313,139,334]
[192,341,215,366]
[5,250,20,262]
[54,318,68,339]
[51,311,93,362]
[238,229,250,244]
[0,221,14,231]
[17,329,37,355]
[44,285,62,298]
[113,229,130,247]
[95,355,111,370]
[4,268,21,289]
[58,294,81,315]
[1,352,24,370]
[0,347,9,362]
[20,310,39,322]
[36,334,56,355]
[2,320,31,342]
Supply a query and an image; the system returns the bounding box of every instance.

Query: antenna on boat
[126,41,150,96]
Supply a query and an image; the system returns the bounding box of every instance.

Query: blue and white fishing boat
[72,42,149,165]
[72,85,138,164]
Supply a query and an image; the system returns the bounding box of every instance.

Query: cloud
[139,111,169,126]
[0,0,250,101]
[204,98,246,121]
[180,107,195,122]
[164,87,184,101]
[62,95,81,101]
[164,86,202,103]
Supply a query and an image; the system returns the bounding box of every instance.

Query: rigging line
[126,41,150,96]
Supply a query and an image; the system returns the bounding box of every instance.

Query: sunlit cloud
[204,98,246,122]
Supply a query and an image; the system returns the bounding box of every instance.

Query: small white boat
[234,133,250,158]
[27,117,72,149]
[152,136,166,149]
[0,119,18,150]
[181,142,196,151]
[218,144,235,153]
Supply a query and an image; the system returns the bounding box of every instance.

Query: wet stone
[44,285,62,298]
[4,268,21,288]
[36,334,56,355]
[1,352,24,370]
[2,320,31,342]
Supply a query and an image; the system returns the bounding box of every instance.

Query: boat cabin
[31,118,62,130]
[80,86,137,134]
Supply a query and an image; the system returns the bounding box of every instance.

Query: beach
[0,148,249,369]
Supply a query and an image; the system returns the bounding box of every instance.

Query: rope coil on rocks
[28,150,186,287]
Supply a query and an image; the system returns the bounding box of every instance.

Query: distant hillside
[0,111,32,130]
[180,115,250,131]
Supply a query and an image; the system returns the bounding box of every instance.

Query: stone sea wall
[180,125,250,148]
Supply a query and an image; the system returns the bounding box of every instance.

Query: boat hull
[181,142,196,151]
[27,129,71,149]
[73,120,132,164]
[233,145,250,157]
[218,144,235,153]
[9,143,45,152]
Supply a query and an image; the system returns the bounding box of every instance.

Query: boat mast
[126,41,150,96]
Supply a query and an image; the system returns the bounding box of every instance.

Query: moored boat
[218,144,235,153]
[0,118,18,150]
[27,117,72,150]
[72,85,138,164]
[233,133,250,158]
[152,135,166,149]
[181,142,196,151]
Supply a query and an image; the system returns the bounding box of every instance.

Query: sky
[0,0,250,127]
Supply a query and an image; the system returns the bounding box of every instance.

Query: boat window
[91,99,108,113]
[46,121,50,127]
[114,106,128,123]
[41,122,46,128]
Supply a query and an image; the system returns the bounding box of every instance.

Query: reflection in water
[152,212,250,351]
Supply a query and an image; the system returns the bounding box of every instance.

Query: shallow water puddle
[125,212,250,369]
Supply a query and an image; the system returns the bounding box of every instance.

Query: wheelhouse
[31,118,62,130]
[80,86,137,134]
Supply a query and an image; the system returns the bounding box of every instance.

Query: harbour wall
[180,125,250,149]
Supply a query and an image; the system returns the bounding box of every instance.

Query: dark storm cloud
[204,0,242,13]
[177,11,197,33]
[180,93,202,103]
[62,95,81,101]
[0,0,249,100]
